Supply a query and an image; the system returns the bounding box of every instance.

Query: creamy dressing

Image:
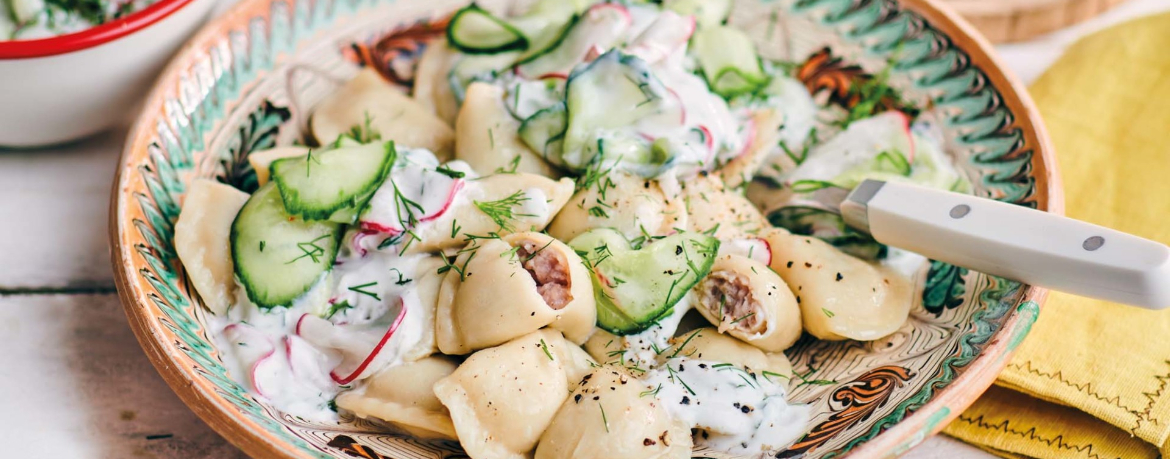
[212,148,473,421]
[644,357,810,453]
[615,294,694,368]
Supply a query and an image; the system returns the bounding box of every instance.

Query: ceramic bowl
[110,0,1060,457]
[0,0,219,147]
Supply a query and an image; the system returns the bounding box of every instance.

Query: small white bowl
[0,0,218,147]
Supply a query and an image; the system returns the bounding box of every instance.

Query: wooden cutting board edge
[943,0,1130,43]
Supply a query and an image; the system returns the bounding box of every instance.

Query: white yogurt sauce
[211,148,472,421]
[644,357,810,454]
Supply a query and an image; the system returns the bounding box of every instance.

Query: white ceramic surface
[0,0,218,148]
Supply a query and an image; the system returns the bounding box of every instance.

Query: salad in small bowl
[110,0,1057,457]
[0,0,218,147]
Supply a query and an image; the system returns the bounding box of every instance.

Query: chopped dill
[347,281,380,301]
[538,338,555,361]
[474,190,534,231]
[325,300,352,319]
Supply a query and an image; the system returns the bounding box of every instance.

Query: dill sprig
[325,300,352,319]
[474,190,534,231]
[287,234,332,264]
[639,383,663,398]
[668,329,702,359]
[538,339,555,361]
[348,281,380,301]
[666,364,696,396]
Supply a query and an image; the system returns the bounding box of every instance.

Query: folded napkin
[942,12,1170,459]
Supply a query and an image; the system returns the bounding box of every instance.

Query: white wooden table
[3,1,1168,456]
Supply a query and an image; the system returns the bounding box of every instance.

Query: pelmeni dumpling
[535,367,692,459]
[409,173,574,254]
[762,228,914,341]
[660,327,793,378]
[691,254,803,352]
[456,82,557,176]
[247,146,309,186]
[548,171,687,242]
[681,174,768,239]
[174,179,250,315]
[412,38,461,125]
[310,68,454,155]
[335,355,458,440]
[435,232,596,354]
[434,330,581,459]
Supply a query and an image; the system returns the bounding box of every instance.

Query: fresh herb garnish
[434,164,466,179]
[538,338,554,361]
[287,234,332,264]
[639,384,663,398]
[325,300,353,319]
[347,281,380,301]
[474,190,533,231]
[730,312,755,325]
[389,268,412,285]
[599,403,610,433]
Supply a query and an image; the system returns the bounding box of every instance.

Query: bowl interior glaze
[111,0,1056,457]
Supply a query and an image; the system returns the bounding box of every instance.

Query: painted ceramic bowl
[0,0,219,147]
[110,0,1059,457]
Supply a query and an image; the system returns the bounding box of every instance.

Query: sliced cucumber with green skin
[561,50,682,171]
[447,4,529,54]
[692,25,768,98]
[569,228,720,335]
[232,183,343,309]
[448,52,522,102]
[446,0,576,56]
[515,3,631,79]
[664,0,732,28]
[518,102,567,162]
[270,141,396,223]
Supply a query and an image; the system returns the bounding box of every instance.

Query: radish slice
[295,296,412,385]
[284,335,341,389]
[735,116,757,159]
[627,10,695,64]
[785,111,915,186]
[359,157,464,235]
[718,237,772,266]
[222,324,277,397]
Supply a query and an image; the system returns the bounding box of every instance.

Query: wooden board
[944,0,1129,43]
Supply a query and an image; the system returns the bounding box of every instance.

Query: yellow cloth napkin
[942,12,1170,459]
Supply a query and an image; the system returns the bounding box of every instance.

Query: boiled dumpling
[548,171,687,242]
[335,355,458,440]
[455,82,557,176]
[433,329,581,459]
[535,366,692,459]
[762,228,914,341]
[692,254,803,352]
[174,179,250,315]
[311,68,454,156]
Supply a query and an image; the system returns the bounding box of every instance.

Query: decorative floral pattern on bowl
[110,0,1057,457]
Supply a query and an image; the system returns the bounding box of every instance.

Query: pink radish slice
[626,10,695,64]
[285,335,341,388]
[418,179,463,223]
[735,116,757,159]
[330,298,410,385]
[249,349,279,398]
[718,237,772,266]
[666,87,686,125]
[587,2,632,23]
[223,324,277,397]
[359,164,463,235]
[583,45,604,63]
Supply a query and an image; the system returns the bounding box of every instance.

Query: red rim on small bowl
[0,0,198,59]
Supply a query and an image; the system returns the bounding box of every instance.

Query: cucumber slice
[569,229,720,335]
[446,0,575,56]
[664,0,731,28]
[448,52,522,102]
[515,3,631,79]
[692,25,768,98]
[518,102,567,163]
[270,141,396,223]
[447,4,529,54]
[231,183,343,309]
[561,50,682,171]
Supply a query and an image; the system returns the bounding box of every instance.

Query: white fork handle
[842,180,1170,309]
